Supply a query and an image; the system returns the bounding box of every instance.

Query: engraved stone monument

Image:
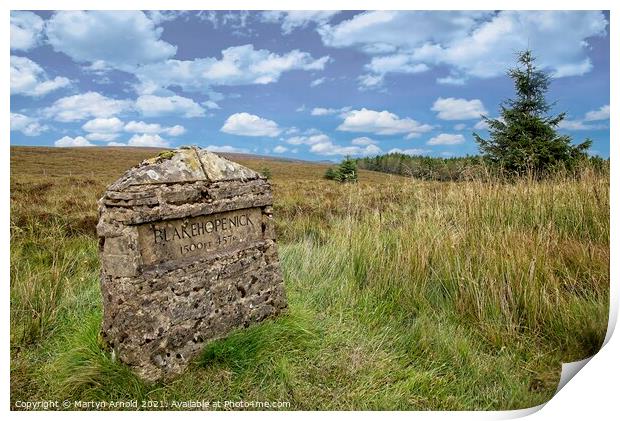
[97,146,287,381]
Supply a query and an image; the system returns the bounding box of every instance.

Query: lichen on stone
[158,150,176,160]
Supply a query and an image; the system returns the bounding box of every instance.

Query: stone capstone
[97,147,287,382]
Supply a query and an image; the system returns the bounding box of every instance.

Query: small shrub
[260,166,272,180]
[325,157,358,183]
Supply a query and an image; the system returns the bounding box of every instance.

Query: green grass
[10,146,609,410]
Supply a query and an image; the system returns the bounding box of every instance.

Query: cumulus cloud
[221,113,281,137]
[11,11,45,51]
[135,95,205,118]
[273,145,288,153]
[54,136,95,147]
[123,121,186,136]
[287,132,382,156]
[45,11,177,71]
[365,54,429,75]
[82,117,124,133]
[127,134,170,147]
[337,108,433,137]
[318,11,608,83]
[44,92,132,122]
[261,11,340,34]
[10,113,47,136]
[134,44,329,93]
[584,105,610,121]
[310,139,381,156]
[432,97,487,120]
[427,133,466,145]
[11,56,71,97]
[206,145,250,153]
[453,123,467,131]
[556,105,610,131]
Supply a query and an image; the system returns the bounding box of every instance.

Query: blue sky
[10,10,610,160]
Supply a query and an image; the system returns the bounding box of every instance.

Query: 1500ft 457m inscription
[136,208,263,266]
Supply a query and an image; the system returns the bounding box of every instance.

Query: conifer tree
[474,50,591,176]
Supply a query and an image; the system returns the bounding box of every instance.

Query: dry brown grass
[10,146,609,410]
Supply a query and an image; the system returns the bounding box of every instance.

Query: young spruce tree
[473,50,591,176]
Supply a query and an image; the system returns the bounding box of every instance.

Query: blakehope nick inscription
[138,208,263,265]
[97,147,287,382]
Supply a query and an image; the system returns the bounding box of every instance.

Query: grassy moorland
[10,146,609,410]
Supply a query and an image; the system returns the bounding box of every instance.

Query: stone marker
[97,147,287,382]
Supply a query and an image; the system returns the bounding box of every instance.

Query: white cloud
[107,142,127,147]
[557,119,601,131]
[285,134,331,145]
[432,97,487,120]
[203,100,221,110]
[165,125,186,136]
[365,54,429,75]
[291,132,383,156]
[10,56,71,97]
[206,145,250,154]
[146,11,187,25]
[261,11,340,34]
[311,106,351,116]
[135,95,205,118]
[357,73,384,89]
[54,136,95,147]
[82,117,124,133]
[123,121,186,136]
[10,113,47,136]
[584,105,610,121]
[45,11,177,71]
[44,92,132,122]
[273,145,288,153]
[337,108,433,137]
[310,77,326,87]
[319,11,485,50]
[474,120,490,130]
[127,134,170,147]
[437,75,467,85]
[310,139,381,156]
[221,113,281,137]
[351,137,377,145]
[318,11,608,82]
[134,44,329,93]
[85,133,119,142]
[11,11,45,51]
[388,148,431,155]
[554,105,610,131]
[427,133,466,145]
[453,123,467,131]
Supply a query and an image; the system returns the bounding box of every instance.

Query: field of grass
[10,146,609,410]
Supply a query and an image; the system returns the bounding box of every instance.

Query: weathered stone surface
[98,147,286,382]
